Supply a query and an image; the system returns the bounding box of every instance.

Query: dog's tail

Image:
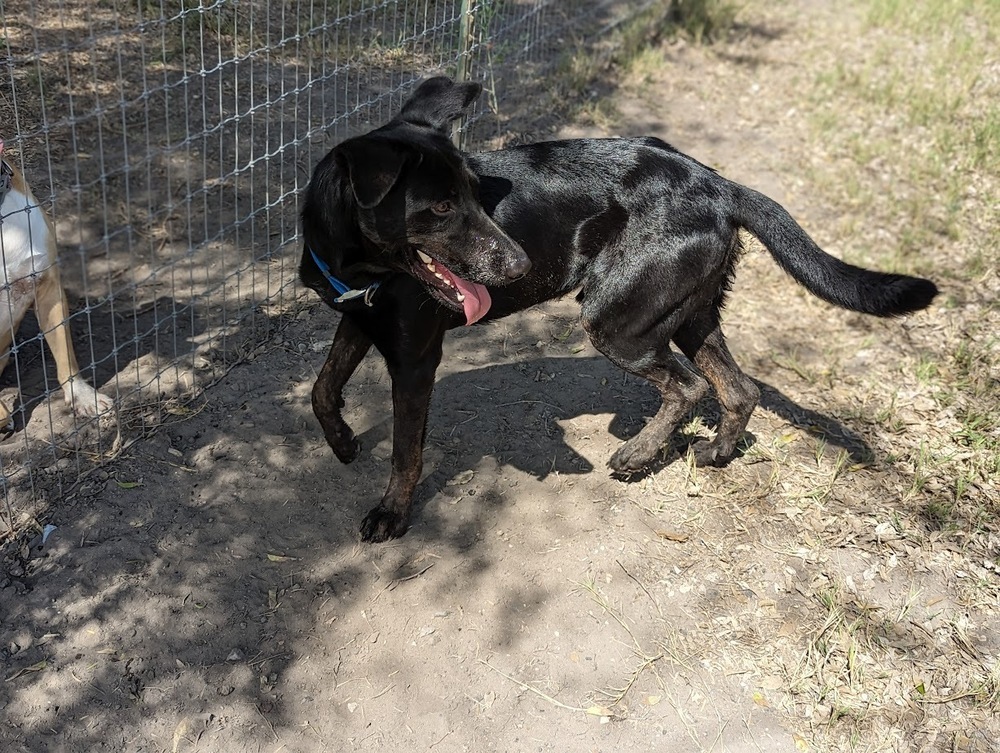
[732,185,938,317]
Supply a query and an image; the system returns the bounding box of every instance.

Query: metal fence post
[454,0,475,147]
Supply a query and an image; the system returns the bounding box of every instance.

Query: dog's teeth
[417,250,433,264]
[434,272,444,280]
[426,263,437,272]
[456,293,465,302]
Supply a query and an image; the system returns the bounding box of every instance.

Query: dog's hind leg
[582,297,709,473]
[606,356,709,473]
[672,308,760,466]
[0,306,17,430]
[313,314,372,463]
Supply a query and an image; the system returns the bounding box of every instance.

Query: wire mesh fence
[0,0,660,535]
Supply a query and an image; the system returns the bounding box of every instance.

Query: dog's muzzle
[504,250,531,280]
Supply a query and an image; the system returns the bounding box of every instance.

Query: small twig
[617,559,662,618]
[575,579,641,652]
[498,399,562,412]
[598,652,664,706]
[255,704,278,742]
[366,683,395,702]
[371,563,435,602]
[394,563,435,583]
[248,652,290,670]
[708,717,731,752]
[914,690,981,705]
[429,730,453,748]
[479,660,586,713]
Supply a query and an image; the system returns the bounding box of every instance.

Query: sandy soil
[2,2,997,752]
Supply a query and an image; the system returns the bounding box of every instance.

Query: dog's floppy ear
[334,137,412,209]
[396,76,482,133]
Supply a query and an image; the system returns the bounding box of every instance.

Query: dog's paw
[329,432,362,464]
[64,382,115,418]
[689,439,725,467]
[607,437,661,474]
[359,506,410,543]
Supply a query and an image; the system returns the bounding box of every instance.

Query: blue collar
[309,247,381,306]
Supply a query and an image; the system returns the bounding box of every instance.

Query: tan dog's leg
[0,320,14,429]
[0,282,33,429]
[34,263,114,418]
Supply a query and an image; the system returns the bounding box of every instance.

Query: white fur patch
[2,185,53,342]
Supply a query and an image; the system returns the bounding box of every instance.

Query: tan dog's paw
[63,380,115,418]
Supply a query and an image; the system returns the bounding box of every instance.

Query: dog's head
[305,77,529,325]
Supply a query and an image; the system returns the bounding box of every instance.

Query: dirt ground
[2,1,998,752]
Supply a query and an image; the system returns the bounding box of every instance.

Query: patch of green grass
[943,333,1000,492]
[555,0,737,112]
[809,0,999,278]
[913,353,938,385]
[666,0,739,43]
[803,0,1000,542]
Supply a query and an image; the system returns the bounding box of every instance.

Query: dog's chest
[1,185,53,287]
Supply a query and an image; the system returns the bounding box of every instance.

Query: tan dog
[0,140,113,430]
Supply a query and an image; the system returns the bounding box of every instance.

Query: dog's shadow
[352,355,873,504]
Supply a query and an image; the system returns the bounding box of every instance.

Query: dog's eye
[431,201,454,217]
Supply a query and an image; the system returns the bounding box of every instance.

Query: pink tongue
[452,275,492,325]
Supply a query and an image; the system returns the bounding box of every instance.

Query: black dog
[300,77,937,542]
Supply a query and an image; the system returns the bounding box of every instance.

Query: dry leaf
[793,733,809,752]
[586,705,613,717]
[266,553,297,562]
[5,660,48,682]
[655,530,690,543]
[645,695,661,706]
[172,719,189,753]
[553,324,574,341]
[447,470,475,486]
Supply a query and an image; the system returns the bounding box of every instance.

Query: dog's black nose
[505,253,531,280]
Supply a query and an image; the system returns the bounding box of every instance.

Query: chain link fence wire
[0,0,662,536]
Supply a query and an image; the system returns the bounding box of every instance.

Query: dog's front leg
[313,314,373,463]
[35,267,114,418]
[360,335,444,543]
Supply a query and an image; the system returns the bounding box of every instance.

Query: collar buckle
[309,247,380,307]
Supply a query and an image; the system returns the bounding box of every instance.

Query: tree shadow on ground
[0,296,922,752]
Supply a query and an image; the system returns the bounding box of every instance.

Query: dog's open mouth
[412,249,492,325]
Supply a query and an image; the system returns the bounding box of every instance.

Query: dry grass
[803,0,1000,543]
[595,0,1000,750]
